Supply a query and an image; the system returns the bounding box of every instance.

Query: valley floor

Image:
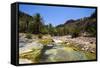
[19,33,96,64]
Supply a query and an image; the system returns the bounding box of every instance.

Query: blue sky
[19,4,95,26]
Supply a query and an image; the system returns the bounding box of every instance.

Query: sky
[19,4,95,26]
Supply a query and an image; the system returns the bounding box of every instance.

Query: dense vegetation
[19,10,96,38]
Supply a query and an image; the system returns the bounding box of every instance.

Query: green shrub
[71,32,79,38]
[38,39,53,45]
[25,33,32,39]
[38,34,42,39]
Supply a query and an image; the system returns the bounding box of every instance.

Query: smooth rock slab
[19,59,33,64]
[19,42,43,54]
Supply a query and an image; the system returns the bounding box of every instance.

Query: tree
[71,29,80,38]
[85,24,96,37]
[40,26,48,34]
[19,11,33,33]
[19,21,26,32]
[32,13,44,34]
[63,25,68,35]
[48,24,53,35]
[26,20,29,33]
[28,22,34,33]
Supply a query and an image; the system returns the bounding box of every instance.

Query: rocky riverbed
[19,33,96,64]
